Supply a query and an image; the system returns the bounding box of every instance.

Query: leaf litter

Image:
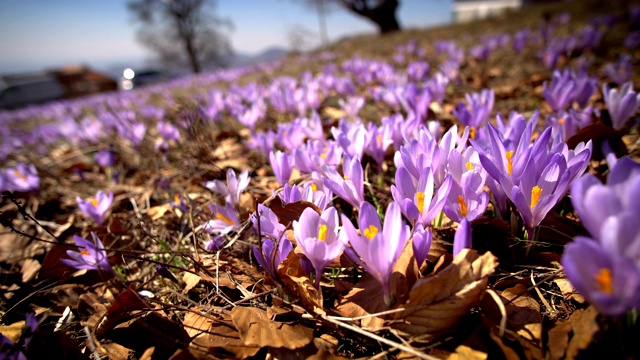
[1,1,639,359]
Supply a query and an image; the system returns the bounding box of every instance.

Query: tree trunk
[344,0,401,35]
[184,36,201,73]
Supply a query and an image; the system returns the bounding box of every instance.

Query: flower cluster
[561,158,640,316]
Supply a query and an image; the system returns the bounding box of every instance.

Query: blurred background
[0,0,529,108]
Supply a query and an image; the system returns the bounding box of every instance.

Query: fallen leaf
[94,286,152,337]
[553,278,585,304]
[264,197,322,228]
[565,306,599,359]
[447,345,488,360]
[500,284,542,336]
[547,317,573,360]
[183,310,261,359]
[277,251,325,315]
[183,272,202,294]
[0,319,25,343]
[231,306,314,350]
[21,258,40,283]
[391,249,498,338]
[107,312,190,359]
[147,203,172,220]
[334,273,387,331]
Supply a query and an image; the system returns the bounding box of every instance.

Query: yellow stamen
[363,225,379,240]
[470,126,477,139]
[594,268,613,295]
[311,182,318,192]
[343,175,349,181]
[558,117,565,125]
[457,195,468,217]
[14,171,27,181]
[376,134,383,145]
[321,152,327,160]
[90,198,98,207]
[174,194,181,204]
[416,191,426,215]
[80,249,91,256]
[318,224,328,241]
[465,161,474,171]
[530,185,542,209]
[216,212,234,226]
[505,151,514,176]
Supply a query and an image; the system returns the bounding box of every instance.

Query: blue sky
[0,0,452,75]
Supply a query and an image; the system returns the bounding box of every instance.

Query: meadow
[1,1,639,358]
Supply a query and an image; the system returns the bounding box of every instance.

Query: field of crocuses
[1,1,639,359]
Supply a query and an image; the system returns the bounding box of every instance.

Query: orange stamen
[594,268,613,295]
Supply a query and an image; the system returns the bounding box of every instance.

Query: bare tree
[128,0,232,73]
[296,0,401,38]
[340,0,401,34]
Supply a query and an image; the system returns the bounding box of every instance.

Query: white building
[453,0,524,23]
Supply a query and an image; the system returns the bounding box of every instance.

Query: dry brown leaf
[553,278,585,304]
[487,327,523,360]
[147,203,172,220]
[565,306,599,359]
[265,197,322,228]
[0,320,25,343]
[500,284,542,339]
[277,251,325,315]
[446,345,488,360]
[334,273,388,331]
[322,106,347,120]
[230,306,314,350]
[183,310,261,359]
[391,238,419,306]
[90,286,152,337]
[391,249,498,338]
[547,318,573,360]
[183,272,202,294]
[21,258,40,283]
[101,341,133,360]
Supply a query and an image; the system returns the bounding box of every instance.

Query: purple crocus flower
[204,235,225,253]
[444,170,489,223]
[543,69,576,112]
[251,204,293,279]
[453,218,472,257]
[205,168,250,206]
[94,150,116,168]
[412,224,432,267]
[76,190,114,226]
[562,237,640,316]
[3,163,39,192]
[391,166,452,227]
[340,201,410,305]
[269,150,293,186]
[365,121,393,168]
[569,157,640,255]
[426,72,449,106]
[157,120,180,143]
[602,82,640,130]
[322,154,365,210]
[603,54,633,85]
[204,202,240,235]
[62,232,113,273]
[338,96,365,119]
[293,206,346,288]
[452,89,494,139]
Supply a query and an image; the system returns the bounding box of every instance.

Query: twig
[319,314,439,360]
[530,271,557,316]
[84,326,103,360]
[485,289,507,337]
